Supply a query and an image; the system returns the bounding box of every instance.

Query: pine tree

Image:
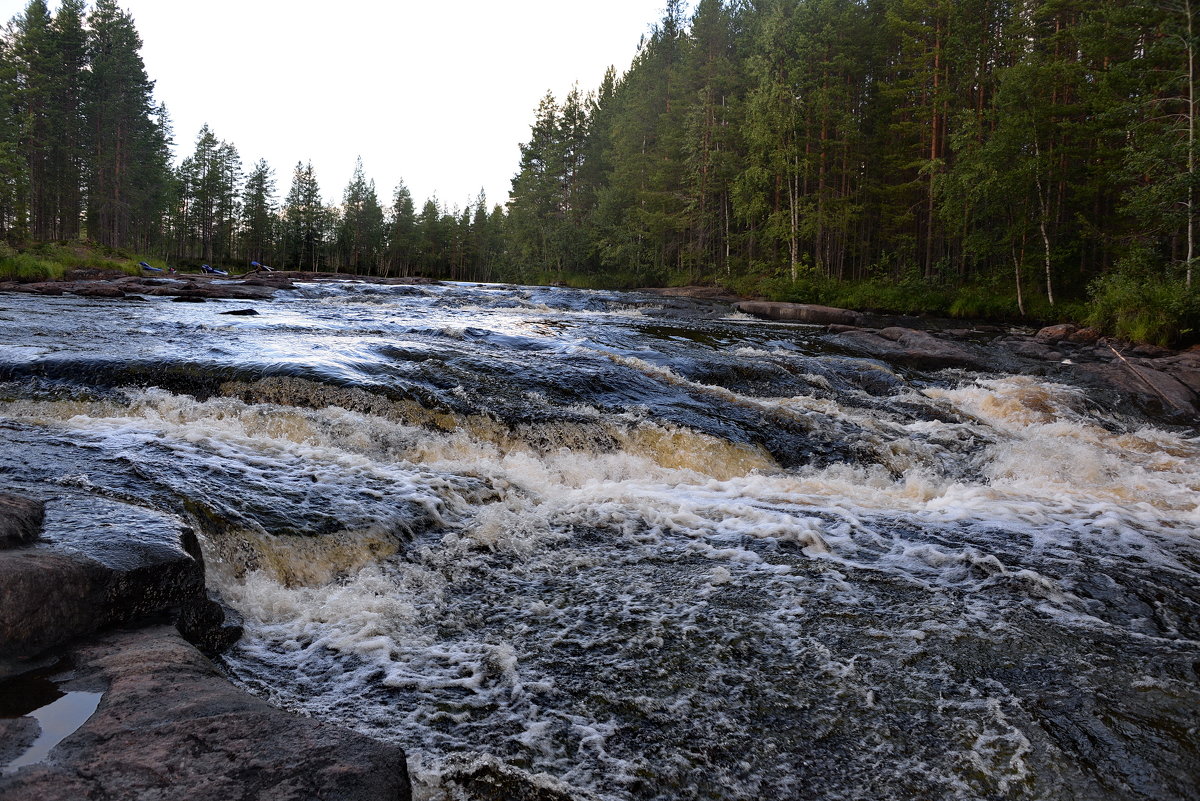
[282,160,324,270]
[385,179,417,276]
[85,0,168,249]
[241,158,276,266]
[337,156,384,274]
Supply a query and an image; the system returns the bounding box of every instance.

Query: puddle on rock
[0,663,103,775]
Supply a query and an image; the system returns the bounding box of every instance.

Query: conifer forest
[1,0,1198,340]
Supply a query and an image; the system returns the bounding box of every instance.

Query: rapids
[1,281,1197,800]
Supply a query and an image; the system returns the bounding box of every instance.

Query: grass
[0,240,163,282]
[1086,272,1199,347]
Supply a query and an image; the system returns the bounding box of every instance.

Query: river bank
[4,274,1199,423]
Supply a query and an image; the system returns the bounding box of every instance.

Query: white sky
[4,0,674,211]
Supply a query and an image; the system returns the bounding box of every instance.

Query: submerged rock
[0,626,411,801]
[439,754,591,801]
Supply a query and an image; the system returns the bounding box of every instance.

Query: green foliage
[0,240,148,280]
[1087,272,1200,347]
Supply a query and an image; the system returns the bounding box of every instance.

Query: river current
[0,281,1197,800]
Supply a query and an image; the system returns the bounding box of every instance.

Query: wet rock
[0,626,412,801]
[0,494,44,549]
[827,327,992,371]
[1155,355,1200,394]
[0,496,232,662]
[1004,340,1065,362]
[240,276,296,290]
[736,301,862,326]
[144,282,276,301]
[69,283,124,299]
[175,595,242,656]
[825,324,864,334]
[170,294,206,302]
[1076,361,1199,420]
[218,307,259,316]
[439,754,587,801]
[0,716,40,766]
[16,283,64,296]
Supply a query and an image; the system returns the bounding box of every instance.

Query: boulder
[218,308,260,316]
[0,494,44,549]
[0,626,411,801]
[1035,323,1078,343]
[826,327,991,372]
[0,495,236,663]
[1076,361,1199,420]
[1066,327,1102,345]
[736,301,862,326]
[69,283,125,299]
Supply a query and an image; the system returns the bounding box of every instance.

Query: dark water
[1,281,1197,800]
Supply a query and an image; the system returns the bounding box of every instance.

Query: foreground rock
[0,626,411,801]
[0,491,237,665]
[0,494,44,549]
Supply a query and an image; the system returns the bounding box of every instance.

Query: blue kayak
[201,264,229,276]
[138,261,163,273]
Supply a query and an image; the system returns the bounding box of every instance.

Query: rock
[825,324,864,334]
[439,753,586,801]
[1154,357,1200,394]
[1004,340,1065,362]
[69,283,124,299]
[0,494,44,549]
[1076,361,1199,420]
[826,327,992,372]
[0,495,233,662]
[1066,327,1101,344]
[637,286,742,303]
[1130,343,1174,359]
[18,283,64,296]
[0,626,412,801]
[218,307,259,316]
[1035,323,1078,343]
[736,301,862,326]
[170,294,206,302]
[175,595,243,656]
[0,717,40,768]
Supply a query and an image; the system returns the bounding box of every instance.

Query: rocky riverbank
[0,491,412,800]
[733,300,1200,423]
[0,268,439,302]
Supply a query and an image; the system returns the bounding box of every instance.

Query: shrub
[1086,272,1199,346]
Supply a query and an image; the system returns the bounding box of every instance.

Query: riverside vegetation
[1,0,1199,345]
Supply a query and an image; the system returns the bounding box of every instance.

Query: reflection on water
[1,664,102,776]
[0,282,1197,800]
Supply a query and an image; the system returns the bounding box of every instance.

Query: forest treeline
[1,0,1198,341]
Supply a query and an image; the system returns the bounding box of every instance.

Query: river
[1,280,1197,800]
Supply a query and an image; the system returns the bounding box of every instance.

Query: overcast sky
[3,0,675,211]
